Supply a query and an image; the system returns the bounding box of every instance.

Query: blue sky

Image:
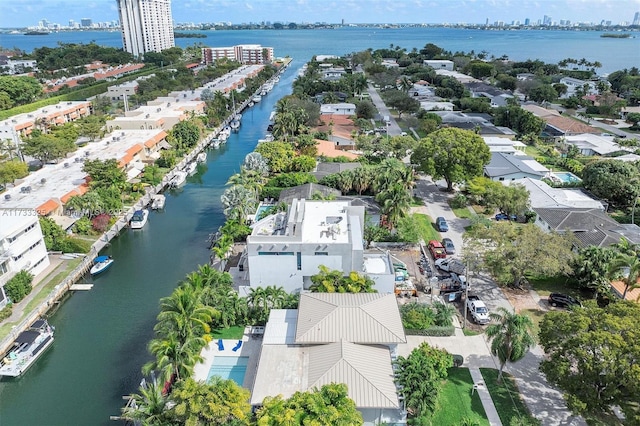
[1,0,638,28]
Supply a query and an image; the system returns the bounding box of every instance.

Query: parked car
[428,240,447,259]
[435,216,449,232]
[548,293,581,308]
[435,258,465,274]
[495,212,517,221]
[441,238,455,255]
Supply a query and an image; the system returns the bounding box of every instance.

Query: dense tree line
[29,42,134,71]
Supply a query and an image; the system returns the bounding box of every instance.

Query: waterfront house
[558,76,597,98]
[320,103,356,115]
[563,133,632,156]
[423,59,454,71]
[243,199,394,294]
[521,104,600,138]
[0,213,50,309]
[250,293,407,425]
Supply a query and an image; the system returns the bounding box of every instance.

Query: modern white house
[244,199,394,294]
[423,60,454,71]
[558,76,597,98]
[320,103,356,115]
[515,178,605,210]
[0,212,50,308]
[251,293,407,425]
[563,134,632,156]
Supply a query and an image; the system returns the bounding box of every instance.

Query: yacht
[90,255,114,275]
[185,162,197,176]
[170,170,187,187]
[230,119,240,131]
[196,152,207,163]
[130,209,149,229]
[252,95,262,103]
[150,194,166,210]
[0,319,54,377]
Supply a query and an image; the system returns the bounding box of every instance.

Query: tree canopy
[539,302,640,421]
[83,158,127,189]
[581,159,640,209]
[411,128,491,191]
[466,222,575,287]
[310,265,377,293]
[0,76,42,109]
[256,383,362,425]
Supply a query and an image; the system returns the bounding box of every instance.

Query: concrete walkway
[470,367,503,426]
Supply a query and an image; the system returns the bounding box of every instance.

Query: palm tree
[242,152,269,175]
[221,185,255,225]
[352,167,373,195]
[485,307,536,383]
[155,285,218,343]
[608,253,640,299]
[379,183,412,228]
[144,333,205,382]
[121,377,170,425]
[399,75,413,93]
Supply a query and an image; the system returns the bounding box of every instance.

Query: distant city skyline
[1,0,639,28]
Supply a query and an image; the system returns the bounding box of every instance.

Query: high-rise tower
[116,0,175,58]
[633,12,640,26]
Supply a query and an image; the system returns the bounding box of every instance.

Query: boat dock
[69,284,94,291]
[0,59,292,360]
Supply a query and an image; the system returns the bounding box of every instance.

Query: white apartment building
[0,212,50,308]
[201,45,274,65]
[244,199,394,294]
[117,0,175,58]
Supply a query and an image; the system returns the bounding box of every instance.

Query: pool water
[552,172,582,183]
[206,356,248,386]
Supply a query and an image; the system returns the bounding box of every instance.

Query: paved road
[366,84,402,136]
[412,176,584,425]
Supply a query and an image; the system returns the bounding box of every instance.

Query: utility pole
[463,257,470,329]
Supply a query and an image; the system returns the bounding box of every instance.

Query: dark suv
[548,293,581,308]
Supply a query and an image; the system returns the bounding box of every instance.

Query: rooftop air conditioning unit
[85,151,90,156]
[167,103,171,107]
[121,132,125,136]
[64,162,70,168]
[156,108,161,112]
[40,178,46,184]
[112,136,117,141]
[4,194,10,201]
[42,110,47,113]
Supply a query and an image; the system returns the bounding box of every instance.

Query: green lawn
[0,258,83,341]
[412,213,442,242]
[211,325,245,339]
[480,368,537,425]
[427,367,489,425]
[452,206,475,219]
[520,308,546,337]
[526,274,580,297]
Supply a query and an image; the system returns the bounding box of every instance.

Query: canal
[0,62,297,425]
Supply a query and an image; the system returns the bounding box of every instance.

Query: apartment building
[117,0,175,58]
[0,213,50,308]
[201,44,274,65]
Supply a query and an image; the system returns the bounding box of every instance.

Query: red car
[428,240,447,259]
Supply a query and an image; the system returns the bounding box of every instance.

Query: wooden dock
[70,284,94,291]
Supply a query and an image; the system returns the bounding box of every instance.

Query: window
[297,252,302,270]
[314,252,328,256]
[258,252,294,256]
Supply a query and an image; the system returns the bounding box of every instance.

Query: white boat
[252,95,262,103]
[196,152,207,163]
[0,319,54,377]
[170,170,187,187]
[230,120,240,131]
[150,194,166,210]
[90,255,114,275]
[130,209,149,229]
[185,162,197,176]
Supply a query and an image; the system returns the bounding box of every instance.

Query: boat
[230,119,240,131]
[0,319,54,377]
[185,161,197,176]
[252,95,262,103]
[150,194,166,210]
[196,152,207,163]
[170,170,187,187]
[130,209,149,229]
[24,30,49,35]
[90,255,114,275]
[258,134,274,144]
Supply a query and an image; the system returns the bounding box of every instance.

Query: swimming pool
[206,356,248,386]
[254,204,275,221]
[552,172,582,183]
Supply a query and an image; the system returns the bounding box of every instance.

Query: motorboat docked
[230,120,240,131]
[196,152,207,163]
[0,319,54,377]
[170,171,187,187]
[90,255,114,275]
[130,209,149,229]
[209,138,221,149]
[252,95,262,103]
[150,194,166,210]
[185,161,197,176]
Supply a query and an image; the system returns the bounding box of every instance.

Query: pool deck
[194,326,262,391]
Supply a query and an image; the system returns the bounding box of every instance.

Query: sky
[1,0,639,28]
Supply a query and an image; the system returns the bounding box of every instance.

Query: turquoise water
[553,172,582,183]
[0,27,638,73]
[206,356,249,385]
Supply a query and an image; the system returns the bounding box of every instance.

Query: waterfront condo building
[202,45,274,65]
[117,0,175,58]
[0,213,50,309]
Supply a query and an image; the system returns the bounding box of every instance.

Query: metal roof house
[484,152,549,181]
[250,293,407,425]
